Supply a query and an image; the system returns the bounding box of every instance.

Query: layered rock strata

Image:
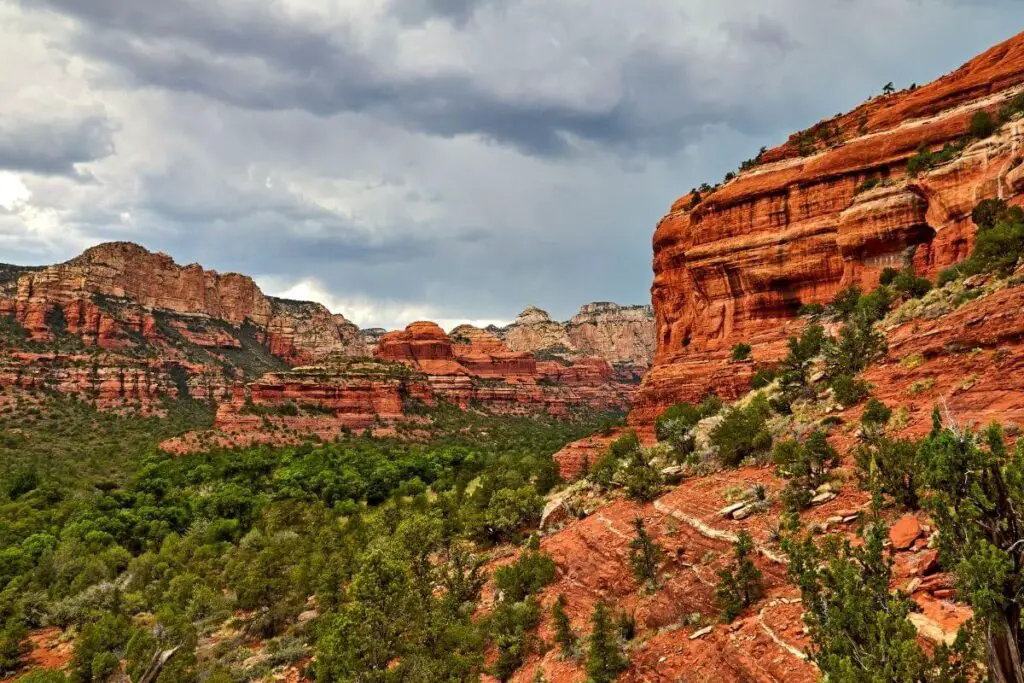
[494,302,655,378]
[634,30,1024,424]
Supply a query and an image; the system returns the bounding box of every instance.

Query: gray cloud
[3,0,1023,328]
[391,0,495,26]
[0,115,116,177]
[28,0,793,157]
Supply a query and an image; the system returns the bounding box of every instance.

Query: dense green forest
[0,391,618,682]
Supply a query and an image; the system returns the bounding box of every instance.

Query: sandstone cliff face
[634,30,1024,423]
[0,243,374,412]
[0,242,367,365]
[497,302,655,375]
[375,321,635,415]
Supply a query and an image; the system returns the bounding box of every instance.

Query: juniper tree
[918,413,1024,682]
[784,515,978,682]
[628,518,665,592]
[715,530,763,622]
[551,594,577,658]
[585,601,627,683]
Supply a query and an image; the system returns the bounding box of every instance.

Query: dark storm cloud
[29,0,769,158]
[721,16,798,52]
[391,0,495,26]
[0,115,115,177]
[6,0,1024,328]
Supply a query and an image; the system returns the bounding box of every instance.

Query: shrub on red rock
[710,394,773,468]
[715,530,763,623]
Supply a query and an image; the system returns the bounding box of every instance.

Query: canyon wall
[495,302,655,377]
[633,30,1024,424]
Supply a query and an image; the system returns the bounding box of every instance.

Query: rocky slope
[492,302,655,379]
[633,30,1024,423]
[508,32,1024,683]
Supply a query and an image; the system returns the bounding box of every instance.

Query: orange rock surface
[634,30,1024,424]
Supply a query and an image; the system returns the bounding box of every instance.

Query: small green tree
[776,323,828,407]
[655,397,721,462]
[494,550,556,603]
[971,110,997,139]
[917,416,1024,681]
[855,437,921,510]
[883,82,896,95]
[620,450,662,502]
[715,531,763,622]
[731,342,752,362]
[823,312,886,380]
[628,518,665,592]
[784,517,977,681]
[585,602,627,683]
[551,594,577,659]
[829,285,863,320]
[710,395,772,467]
[773,430,839,511]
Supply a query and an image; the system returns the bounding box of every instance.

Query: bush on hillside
[731,342,752,362]
[710,395,772,468]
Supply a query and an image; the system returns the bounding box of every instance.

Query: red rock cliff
[633,30,1024,424]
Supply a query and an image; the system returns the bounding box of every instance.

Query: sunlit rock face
[633,30,1024,424]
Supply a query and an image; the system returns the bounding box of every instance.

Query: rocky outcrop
[0,242,366,365]
[495,302,655,376]
[376,321,635,415]
[634,30,1024,424]
[0,243,380,412]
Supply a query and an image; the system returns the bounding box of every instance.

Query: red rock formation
[634,30,1024,424]
[497,303,655,377]
[375,322,635,415]
[0,242,364,364]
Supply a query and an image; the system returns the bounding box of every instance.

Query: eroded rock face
[375,321,635,415]
[0,242,368,364]
[496,302,655,376]
[0,243,374,412]
[634,30,1024,424]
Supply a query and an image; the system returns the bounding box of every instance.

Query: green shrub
[855,286,894,322]
[823,313,886,380]
[855,176,881,195]
[621,450,663,502]
[784,521,970,681]
[937,265,961,287]
[715,531,763,622]
[731,343,752,362]
[773,431,839,511]
[750,367,779,390]
[891,270,932,299]
[854,437,921,510]
[797,302,825,317]
[494,550,556,603]
[551,594,577,659]
[907,140,965,177]
[485,486,543,540]
[490,598,541,680]
[970,110,997,139]
[998,92,1024,123]
[655,398,722,441]
[608,431,640,459]
[655,397,722,462]
[628,518,665,592]
[861,398,892,428]
[585,602,627,683]
[828,285,863,320]
[878,267,899,286]
[710,395,772,468]
[831,374,869,406]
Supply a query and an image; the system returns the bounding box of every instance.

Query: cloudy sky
[0,0,1019,329]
